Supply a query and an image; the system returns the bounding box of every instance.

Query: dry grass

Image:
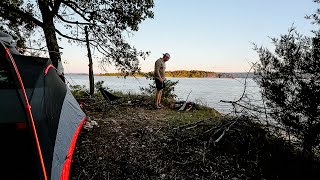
[70,95,320,180]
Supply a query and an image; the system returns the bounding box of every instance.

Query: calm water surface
[65,75,261,114]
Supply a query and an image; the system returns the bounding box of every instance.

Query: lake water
[65,75,261,114]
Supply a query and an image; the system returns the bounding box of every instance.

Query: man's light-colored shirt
[154,58,166,80]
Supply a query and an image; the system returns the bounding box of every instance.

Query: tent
[0,41,86,180]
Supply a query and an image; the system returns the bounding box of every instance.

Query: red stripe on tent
[16,122,27,129]
[60,117,86,180]
[44,64,54,75]
[5,49,8,59]
[5,48,48,180]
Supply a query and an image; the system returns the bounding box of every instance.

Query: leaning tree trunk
[85,26,94,95]
[38,0,61,68]
[302,128,316,158]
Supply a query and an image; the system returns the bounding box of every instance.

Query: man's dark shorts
[155,78,165,90]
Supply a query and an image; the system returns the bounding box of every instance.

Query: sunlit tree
[0,0,154,73]
[254,1,320,155]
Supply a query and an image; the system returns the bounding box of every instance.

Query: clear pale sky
[60,0,317,74]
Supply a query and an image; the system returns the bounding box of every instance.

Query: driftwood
[178,90,192,111]
[174,119,205,130]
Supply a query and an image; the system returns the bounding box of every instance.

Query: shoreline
[65,71,255,79]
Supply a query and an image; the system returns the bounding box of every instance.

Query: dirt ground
[70,97,229,180]
[70,96,320,180]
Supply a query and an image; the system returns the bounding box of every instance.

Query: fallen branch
[214,120,238,145]
[174,119,205,130]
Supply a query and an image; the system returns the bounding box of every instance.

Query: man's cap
[163,53,170,58]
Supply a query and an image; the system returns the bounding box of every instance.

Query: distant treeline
[166,70,218,78]
[97,70,252,78]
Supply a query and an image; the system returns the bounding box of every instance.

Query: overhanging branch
[2,4,43,27]
[53,0,63,15]
[62,0,91,14]
[56,14,91,25]
[61,1,91,22]
[55,28,86,42]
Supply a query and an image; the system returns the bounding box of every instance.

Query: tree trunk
[85,26,94,95]
[38,0,61,68]
[303,130,315,158]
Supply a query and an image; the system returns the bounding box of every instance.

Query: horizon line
[66,71,254,75]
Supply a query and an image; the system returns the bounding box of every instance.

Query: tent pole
[5,47,48,180]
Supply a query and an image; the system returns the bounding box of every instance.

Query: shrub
[69,84,89,99]
[140,72,178,99]
[254,27,320,155]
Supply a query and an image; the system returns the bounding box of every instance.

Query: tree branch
[53,0,63,15]
[62,0,92,14]
[214,120,238,145]
[61,0,91,22]
[55,28,86,42]
[56,13,92,25]
[2,3,43,27]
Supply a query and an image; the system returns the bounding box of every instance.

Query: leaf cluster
[0,0,154,73]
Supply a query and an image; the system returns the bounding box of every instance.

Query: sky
[60,0,318,74]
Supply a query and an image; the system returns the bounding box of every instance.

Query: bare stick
[179,90,192,111]
[214,120,238,145]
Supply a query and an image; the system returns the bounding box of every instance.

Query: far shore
[66,71,255,78]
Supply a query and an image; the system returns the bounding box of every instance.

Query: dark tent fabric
[99,87,121,102]
[0,42,86,180]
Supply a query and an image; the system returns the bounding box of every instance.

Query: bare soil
[70,96,320,180]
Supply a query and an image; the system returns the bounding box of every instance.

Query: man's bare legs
[155,90,160,107]
[158,90,163,107]
[155,89,163,108]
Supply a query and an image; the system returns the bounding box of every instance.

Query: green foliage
[140,72,178,99]
[94,80,105,91]
[70,81,106,98]
[254,23,320,154]
[0,0,35,54]
[69,84,89,99]
[166,109,220,125]
[0,0,154,72]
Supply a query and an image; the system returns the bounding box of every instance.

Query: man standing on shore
[154,53,170,109]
